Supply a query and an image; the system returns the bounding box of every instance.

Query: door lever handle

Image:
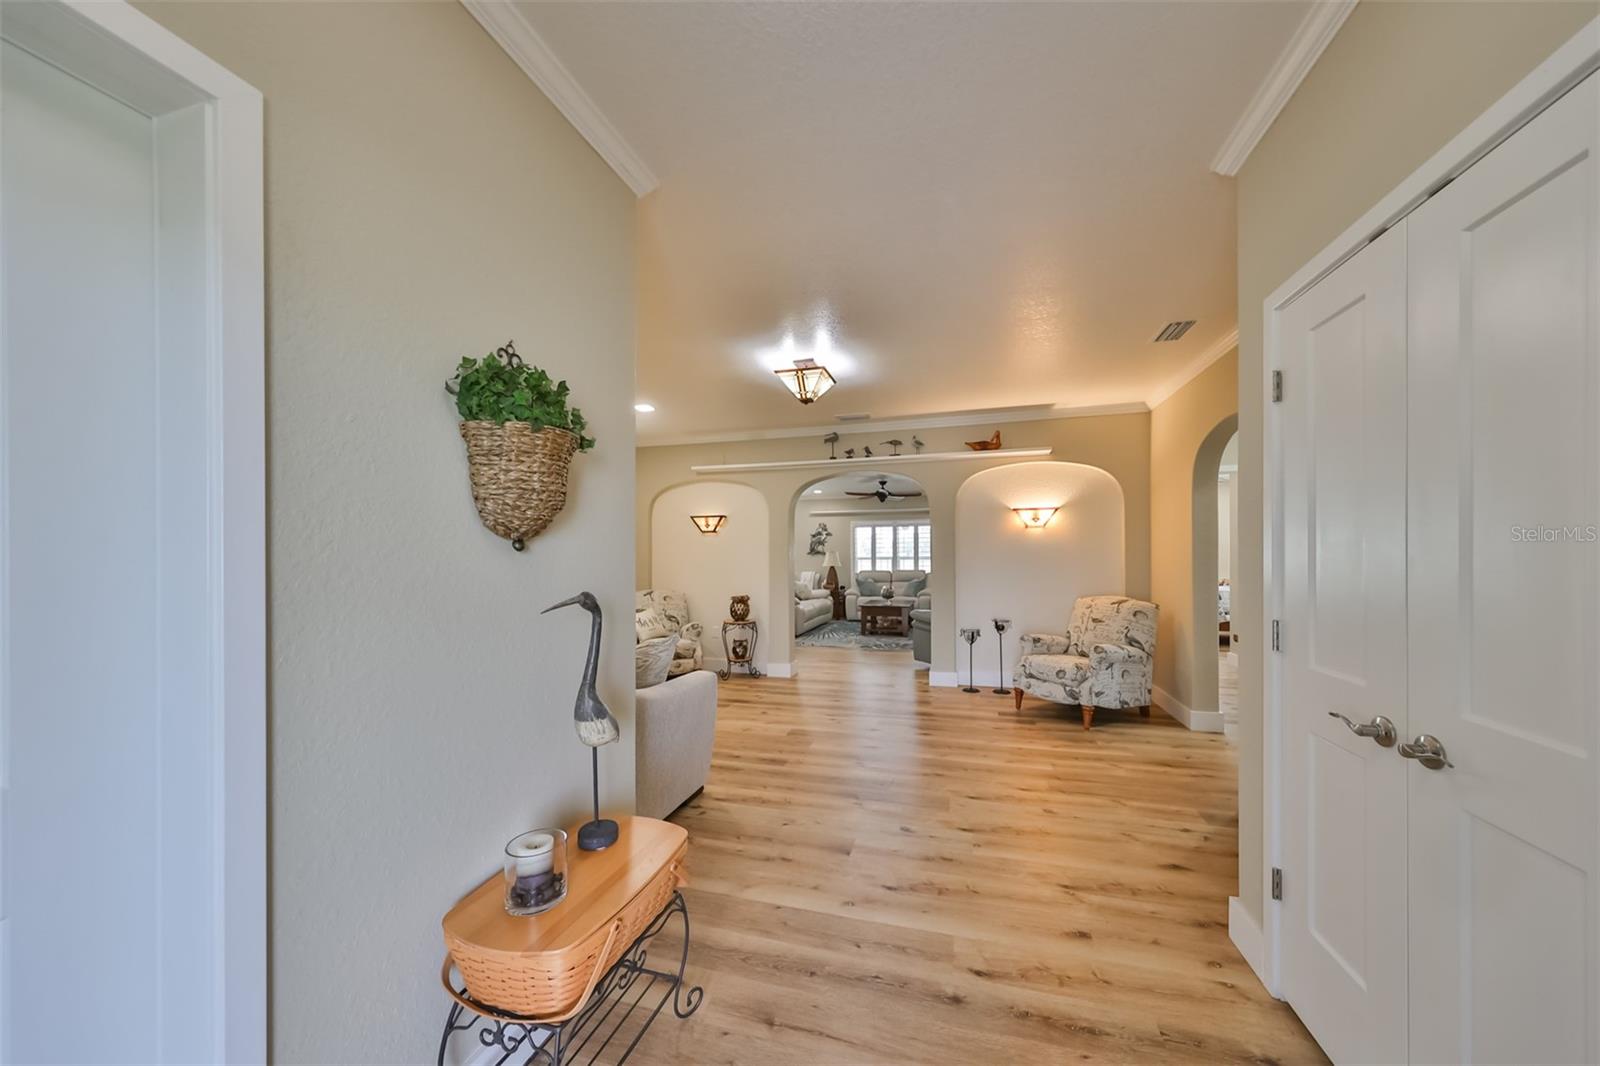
[1328,711,1398,747]
[1398,734,1453,770]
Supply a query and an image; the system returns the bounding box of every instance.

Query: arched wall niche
[649,480,770,672]
[952,461,1126,687]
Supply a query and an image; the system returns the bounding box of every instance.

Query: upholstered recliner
[1012,595,1158,729]
[635,589,704,678]
[845,569,927,621]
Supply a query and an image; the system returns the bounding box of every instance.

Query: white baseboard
[766,661,794,678]
[1152,684,1224,733]
[1229,896,1271,995]
[931,668,1014,689]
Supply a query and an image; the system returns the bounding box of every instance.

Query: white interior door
[0,18,252,1061]
[1405,72,1600,1065]
[1278,224,1410,1065]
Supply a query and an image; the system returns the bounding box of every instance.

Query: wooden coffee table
[859,602,909,636]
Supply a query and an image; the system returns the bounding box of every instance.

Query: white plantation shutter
[851,520,932,573]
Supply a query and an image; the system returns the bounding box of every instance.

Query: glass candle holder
[503,828,569,916]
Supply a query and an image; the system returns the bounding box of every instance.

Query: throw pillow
[635,635,676,688]
[901,575,927,597]
[856,576,882,598]
[635,605,674,642]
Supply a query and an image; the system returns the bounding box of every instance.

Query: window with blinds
[853,520,932,573]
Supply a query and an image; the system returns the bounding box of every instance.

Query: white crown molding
[641,401,1147,449]
[1210,1,1357,176]
[1145,328,1240,410]
[462,0,658,197]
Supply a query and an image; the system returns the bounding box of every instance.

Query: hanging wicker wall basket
[459,421,580,551]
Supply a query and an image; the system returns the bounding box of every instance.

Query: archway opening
[790,469,931,671]
[1190,415,1238,737]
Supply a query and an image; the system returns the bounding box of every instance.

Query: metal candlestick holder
[960,628,981,693]
[992,618,1011,694]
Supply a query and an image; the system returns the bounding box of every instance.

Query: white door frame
[1253,15,1600,999]
[0,2,265,1060]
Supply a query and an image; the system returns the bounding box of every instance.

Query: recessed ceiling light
[812,488,823,494]
[633,403,655,413]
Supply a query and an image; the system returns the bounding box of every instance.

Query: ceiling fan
[846,478,924,503]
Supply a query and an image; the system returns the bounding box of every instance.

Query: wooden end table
[438,816,703,1065]
[859,602,909,636]
[828,585,846,620]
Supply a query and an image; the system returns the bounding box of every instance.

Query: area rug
[795,619,912,651]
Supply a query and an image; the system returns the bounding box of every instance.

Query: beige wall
[1234,0,1597,922]
[1149,350,1238,712]
[638,411,1150,674]
[137,4,637,1060]
[653,481,771,670]
[954,462,1125,686]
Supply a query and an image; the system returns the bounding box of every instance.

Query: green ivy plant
[447,343,595,451]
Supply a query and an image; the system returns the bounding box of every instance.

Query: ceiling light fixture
[633,402,656,413]
[1012,506,1060,530]
[774,358,836,405]
[689,514,727,535]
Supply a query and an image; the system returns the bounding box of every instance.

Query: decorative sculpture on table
[991,618,1012,695]
[965,430,1002,451]
[807,523,832,556]
[542,591,620,851]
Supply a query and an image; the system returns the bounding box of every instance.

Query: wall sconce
[773,358,836,404]
[689,515,727,535]
[1012,506,1060,529]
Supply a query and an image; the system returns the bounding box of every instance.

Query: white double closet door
[1279,73,1599,1064]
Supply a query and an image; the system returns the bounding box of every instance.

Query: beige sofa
[845,569,927,621]
[635,669,718,818]
[793,571,833,635]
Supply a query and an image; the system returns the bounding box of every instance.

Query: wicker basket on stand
[459,422,579,551]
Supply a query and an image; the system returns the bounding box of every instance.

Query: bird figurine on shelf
[912,436,926,453]
[862,445,875,458]
[843,447,856,459]
[823,431,840,459]
[965,430,1002,451]
[881,439,903,456]
[542,591,620,850]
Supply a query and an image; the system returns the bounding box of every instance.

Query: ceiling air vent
[835,412,872,422]
[1154,320,1196,342]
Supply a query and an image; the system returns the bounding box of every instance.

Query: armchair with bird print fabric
[1011,595,1158,729]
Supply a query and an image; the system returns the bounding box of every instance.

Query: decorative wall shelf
[690,447,1052,475]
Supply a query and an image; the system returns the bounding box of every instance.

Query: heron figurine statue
[543,591,621,850]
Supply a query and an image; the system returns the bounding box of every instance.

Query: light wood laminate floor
[633,647,1323,1064]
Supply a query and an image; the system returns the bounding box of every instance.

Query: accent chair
[1012,595,1158,728]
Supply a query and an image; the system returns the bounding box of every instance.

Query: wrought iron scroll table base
[438,891,703,1066]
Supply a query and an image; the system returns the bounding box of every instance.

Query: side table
[829,586,846,620]
[719,620,761,679]
[438,816,703,1065]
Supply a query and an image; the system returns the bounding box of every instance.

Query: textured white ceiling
[511,1,1305,443]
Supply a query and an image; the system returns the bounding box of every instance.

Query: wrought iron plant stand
[438,890,703,1066]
